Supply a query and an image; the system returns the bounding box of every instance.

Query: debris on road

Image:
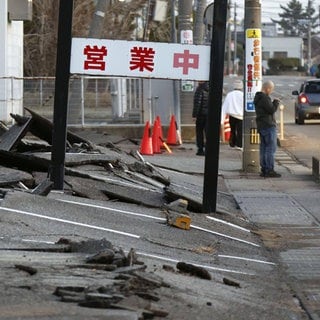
[14,264,38,275]
[176,262,212,280]
[164,199,191,230]
[223,277,241,288]
[49,238,170,318]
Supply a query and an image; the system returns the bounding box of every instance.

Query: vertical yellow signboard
[245,28,262,112]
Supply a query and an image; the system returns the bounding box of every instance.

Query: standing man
[254,80,281,178]
[221,80,243,149]
[192,81,209,156]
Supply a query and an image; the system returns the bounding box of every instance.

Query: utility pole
[51,0,74,190]
[203,0,228,213]
[89,0,111,38]
[226,1,232,75]
[194,0,207,45]
[242,0,261,173]
[178,0,193,125]
[233,2,238,75]
[307,0,312,73]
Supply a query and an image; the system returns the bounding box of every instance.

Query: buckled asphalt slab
[0,134,319,319]
[148,141,320,319]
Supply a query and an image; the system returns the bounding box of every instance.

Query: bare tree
[24,0,149,76]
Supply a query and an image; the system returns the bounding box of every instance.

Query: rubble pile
[0,109,172,208]
[0,108,229,213]
[51,238,169,318]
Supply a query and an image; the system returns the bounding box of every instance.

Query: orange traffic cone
[156,115,164,146]
[167,115,179,145]
[224,115,231,142]
[152,118,161,154]
[140,121,153,155]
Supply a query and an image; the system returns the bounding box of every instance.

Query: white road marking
[58,199,259,247]
[138,251,255,276]
[206,216,251,233]
[0,207,140,239]
[218,254,276,266]
[22,239,56,245]
[191,225,260,247]
[58,199,166,221]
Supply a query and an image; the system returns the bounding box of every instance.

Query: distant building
[262,37,304,71]
[232,22,304,73]
[262,22,278,37]
[0,0,31,122]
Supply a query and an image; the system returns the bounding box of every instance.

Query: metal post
[171,0,180,127]
[50,0,74,190]
[242,0,261,173]
[81,76,85,126]
[202,0,228,213]
[279,104,284,141]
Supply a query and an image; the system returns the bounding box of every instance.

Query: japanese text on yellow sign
[245,29,262,112]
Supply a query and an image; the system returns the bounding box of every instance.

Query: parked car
[292,79,320,124]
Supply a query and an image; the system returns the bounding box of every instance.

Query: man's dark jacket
[254,91,279,131]
[192,82,209,118]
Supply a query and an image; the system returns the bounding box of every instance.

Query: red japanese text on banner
[70,38,210,81]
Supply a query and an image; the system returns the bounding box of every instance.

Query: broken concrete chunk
[135,291,160,302]
[223,277,241,288]
[80,292,124,308]
[24,107,92,146]
[86,249,115,264]
[165,210,191,230]
[126,248,144,266]
[14,264,37,276]
[54,286,85,297]
[68,263,117,272]
[132,271,166,288]
[0,115,32,151]
[147,307,169,318]
[31,179,53,196]
[176,262,212,280]
[59,238,114,253]
[162,264,176,273]
[163,199,191,230]
[0,166,34,187]
[164,198,189,213]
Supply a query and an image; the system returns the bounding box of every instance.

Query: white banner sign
[70,38,210,81]
[245,29,262,112]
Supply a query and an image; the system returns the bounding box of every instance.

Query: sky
[231,0,317,23]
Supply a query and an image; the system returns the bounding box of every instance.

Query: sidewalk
[218,143,320,319]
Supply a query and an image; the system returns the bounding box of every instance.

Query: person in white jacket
[221,80,244,149]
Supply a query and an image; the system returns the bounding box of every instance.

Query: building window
[262,51,270,60]
[273,52,288,59]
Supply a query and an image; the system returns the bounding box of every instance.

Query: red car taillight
[299,93,309,104]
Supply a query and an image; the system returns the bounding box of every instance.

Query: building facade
[262,37,304,71]
[0,0,31,123]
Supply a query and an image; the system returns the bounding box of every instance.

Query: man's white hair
[262,80,274,90]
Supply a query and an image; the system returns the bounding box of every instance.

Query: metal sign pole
[202,0,228,213]
[50,0,74,190]
[242,0,261,173]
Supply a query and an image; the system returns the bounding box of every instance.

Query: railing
[4,76,144,126]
